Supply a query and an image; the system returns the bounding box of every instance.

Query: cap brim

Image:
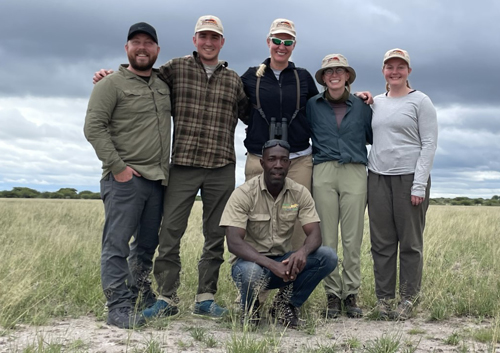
[128,30,158,44]
[269,30,296,38]
[195,28,224,36]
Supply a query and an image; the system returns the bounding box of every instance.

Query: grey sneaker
[107,306,145,329]
[375,299,392,320]
[343,294,363,318]
[392,299,413,320]
[193,300,229,318]
[326,294,342,319]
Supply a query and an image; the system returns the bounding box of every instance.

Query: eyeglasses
[323,68,347,76]
[269,37,295,46]
[262,139,290,153]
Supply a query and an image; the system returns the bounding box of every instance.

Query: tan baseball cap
[315,54,356,86]
[194,15,224,36]
[268,18,296,38]
[383,48,411,67]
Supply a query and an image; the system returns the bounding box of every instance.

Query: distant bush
[0,187,100,200]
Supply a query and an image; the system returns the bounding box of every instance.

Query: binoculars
[269,117,288,141]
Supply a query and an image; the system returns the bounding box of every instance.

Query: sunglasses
[262,139,291,153]
[269,37,295,46]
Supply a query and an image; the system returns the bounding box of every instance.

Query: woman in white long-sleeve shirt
[368,48,438,320]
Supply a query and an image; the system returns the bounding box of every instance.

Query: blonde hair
[256,63,266,77]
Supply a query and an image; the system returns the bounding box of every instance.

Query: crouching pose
[220,140,337,328]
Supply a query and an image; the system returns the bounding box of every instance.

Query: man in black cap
[84,22,171,329]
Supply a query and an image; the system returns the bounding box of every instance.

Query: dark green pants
[368,172,430,300]
[154,164,235,302]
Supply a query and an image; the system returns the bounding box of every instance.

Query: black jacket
[241,58,319,154]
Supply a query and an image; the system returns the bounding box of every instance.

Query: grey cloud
[1,0,499,197]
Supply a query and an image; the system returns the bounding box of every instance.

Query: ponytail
[256,64,266,77]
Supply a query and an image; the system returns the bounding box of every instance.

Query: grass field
[0,199,499,351]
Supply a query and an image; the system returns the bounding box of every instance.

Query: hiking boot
[142,299,179,319]
[270,292,304,329]
[325,294,342,319]
[240,299,261,327]
[375,299,392,320]
[107,306,145,329]
[343,294,363,318]
[193,300,229,318]
[392,299,413,320]
[270,301,303,329]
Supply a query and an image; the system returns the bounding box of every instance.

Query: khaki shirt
[84,65,171,184]
[220,174,320,260]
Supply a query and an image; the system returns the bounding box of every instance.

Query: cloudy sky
[1,0,499,198]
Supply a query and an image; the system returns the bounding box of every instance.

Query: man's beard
[128,52,157,72]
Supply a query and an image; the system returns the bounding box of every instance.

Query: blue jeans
[231,246,337,311]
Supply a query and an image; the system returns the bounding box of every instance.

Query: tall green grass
[0,200,499,329]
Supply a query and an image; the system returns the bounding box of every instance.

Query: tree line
[0,187,499,206]
[0,187,100,199]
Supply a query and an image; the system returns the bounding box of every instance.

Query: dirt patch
[0,314,497,352]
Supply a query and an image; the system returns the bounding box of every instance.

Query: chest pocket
[247,213,271,240]
[279,209,298,235]
[122,89,154,114]
[154,88,171,114]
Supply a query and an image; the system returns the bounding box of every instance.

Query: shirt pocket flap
[156,88,170,96]
[123,90,142,97]
[248,213,271,222]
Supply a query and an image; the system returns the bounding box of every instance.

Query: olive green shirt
[84,65,171,184]
[220,173,320,260]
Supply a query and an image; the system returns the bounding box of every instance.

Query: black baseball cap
[127,22,158,44]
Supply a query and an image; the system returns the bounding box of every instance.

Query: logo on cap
[328,56,340,63]
[276,21,292,29]
[202,18,218,27]
[390,50,405,56]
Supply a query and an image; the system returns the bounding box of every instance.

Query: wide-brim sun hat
[315,54,356,86]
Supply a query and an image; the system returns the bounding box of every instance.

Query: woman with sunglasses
[368,49,437,320]
[241,18,318,251]
[306,54,372,319]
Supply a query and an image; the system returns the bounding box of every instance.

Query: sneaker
[143,299,179,319]
[193,300,229,318]
[326,294,342,319]
[107,306,145,329]
[343,294,363,318]
[392,299,413,320]
[240,299,261,327]
[375,299,392,320]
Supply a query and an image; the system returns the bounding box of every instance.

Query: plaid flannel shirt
[159,52,248,168]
